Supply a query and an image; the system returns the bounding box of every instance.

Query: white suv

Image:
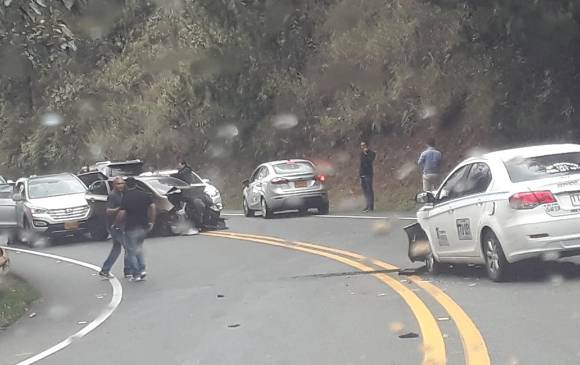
[14,173,105,243]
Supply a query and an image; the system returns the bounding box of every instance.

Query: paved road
[2,213,580,364]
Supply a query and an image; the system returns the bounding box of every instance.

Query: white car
[407,144,580,281]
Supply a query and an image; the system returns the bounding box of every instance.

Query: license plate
[64,221,79,230]
[294,180,307,188]
[571,193,580,206]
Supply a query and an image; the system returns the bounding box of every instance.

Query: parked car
[140,169,223,213]
[77,160,144,187]
[86,175,212,236]
[0,246,8,271]
[0,183,18,244]
[242,159,329,218]
[13,173,106,244]
[407,143,580,281]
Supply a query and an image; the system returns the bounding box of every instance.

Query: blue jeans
[101,228,130,274]
[125,228,147,274]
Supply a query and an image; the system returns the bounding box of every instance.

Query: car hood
[28,193,89,209]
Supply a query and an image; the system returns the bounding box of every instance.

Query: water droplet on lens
[272,113,299,130]
[216,124,239,139]
[396,162,415,180]
[41,113,63,127]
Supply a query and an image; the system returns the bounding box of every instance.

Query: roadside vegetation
[0,273,39,329]
[2,1,580,209]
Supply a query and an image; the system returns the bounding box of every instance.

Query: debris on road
[28,312,37,318]
[398,332,419,339]
[227,324,240,328]
[77,321,88,325]
[217,294,225,298]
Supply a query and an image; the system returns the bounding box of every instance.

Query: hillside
[2,0,580,209]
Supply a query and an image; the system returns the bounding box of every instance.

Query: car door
[449,162,493,257]
[14,182,26,228]
[86,180,111,225]
[422,165,472,258]
[248,167,268,209]
[0,184,17,229]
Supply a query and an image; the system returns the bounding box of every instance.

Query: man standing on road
[116,177,156,281]
[360,141,376,212]
[418,138,442,191]
[99,177,130,279]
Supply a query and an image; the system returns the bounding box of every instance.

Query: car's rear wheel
[318,202,329,215]
[425,253,441,274]
[243,198,255,217]
[261,198,273,219]
[483,230,510,282]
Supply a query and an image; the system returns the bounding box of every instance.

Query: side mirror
[416,191,435,205]
[12,193,22,202]
[242,179,249,188]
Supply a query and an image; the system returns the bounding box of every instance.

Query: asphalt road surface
[2,212,580,365]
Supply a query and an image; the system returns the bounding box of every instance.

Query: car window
[258,167,269,180]
[142,177,188,195]
[436,165,471,203]
[272,161,314,175]
[28,175,86,199]
[88,180,109,196]
[504,152,580,182]
[0,184,13,199]
[250,168,261,183]
[464,163,492,196]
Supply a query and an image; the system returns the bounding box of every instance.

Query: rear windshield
[504,152,580,182]
[272,162,314,175]
[145,177,189,195]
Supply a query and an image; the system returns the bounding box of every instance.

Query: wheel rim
[485,237,500,273]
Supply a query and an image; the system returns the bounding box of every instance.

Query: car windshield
[108,163,143,177]
[28,176,86,199]
[504,152,580,182]
[0,184,12,199]
[272,162,314,175]
[144,177,189,195]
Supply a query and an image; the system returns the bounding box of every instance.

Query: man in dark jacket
[175,161,194,184]
[360,141,376,212]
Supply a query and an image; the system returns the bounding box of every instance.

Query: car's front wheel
[243,198,255,217]
[483,230,510,282]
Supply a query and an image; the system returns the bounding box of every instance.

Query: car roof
[28,172,76,180]
[483,144,580,162]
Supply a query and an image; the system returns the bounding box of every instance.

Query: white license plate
[571,193,580,206]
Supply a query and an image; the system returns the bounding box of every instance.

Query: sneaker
[139,271,147,279]
[134,274,146,282]
[98,270,114,279]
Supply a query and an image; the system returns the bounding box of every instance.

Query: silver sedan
[242,159,329,218]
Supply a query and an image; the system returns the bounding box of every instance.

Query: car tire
[483,230,510,282]
[261,198,273,219]
[425,253,441,274]
[243,198,255,217]
[318,202,329,215]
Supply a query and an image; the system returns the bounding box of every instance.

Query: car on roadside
[77,159,144,187]
[406,143,580,281]
[13,173,106,244]
[86,175,211,236]
[140,169,223,213]
[242,159,329,218]
[0,183,19,244]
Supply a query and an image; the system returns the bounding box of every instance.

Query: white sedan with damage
[406,144,580,281]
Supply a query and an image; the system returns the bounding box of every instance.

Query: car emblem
[65,208,73,214]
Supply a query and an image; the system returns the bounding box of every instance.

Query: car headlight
[205,186,220,198]
[30,207,48,214]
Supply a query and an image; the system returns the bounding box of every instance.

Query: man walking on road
[99,177,129,279]
[418,138,442,191]
[360,141,376,212]
[117,177,156,281]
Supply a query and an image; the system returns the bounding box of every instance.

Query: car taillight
[271,177,289,185]
[509,191,556,209]
[315,175,326,183]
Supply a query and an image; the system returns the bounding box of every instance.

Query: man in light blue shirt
[418,138,442,191]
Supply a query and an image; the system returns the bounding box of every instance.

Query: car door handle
[87,198,95,203]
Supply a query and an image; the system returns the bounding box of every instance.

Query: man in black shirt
[360,141,376,212]
[174,161,194,184]
[117,177,156,281]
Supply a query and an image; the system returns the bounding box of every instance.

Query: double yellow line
[203,231,490,365]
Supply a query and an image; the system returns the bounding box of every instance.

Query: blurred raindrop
[541,252,560,262]
[467,147,490,158]
[389,321,405,333]
[208,144,228,159]
[90,144,103,158]
[216,124,239,139]
[372,220,393,236]
[409,240,431,258]
[313,160,336,176]
[41,113,63,127]
[396,162,415,180]
[419,106,437,120]
[46,305,71,321]
[272,113,299,130]
[549,274,565,286]
[336,196,365,212]
[336,151,350,164]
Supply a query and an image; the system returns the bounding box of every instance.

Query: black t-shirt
[360,150,376,176]
[120,188,153,231]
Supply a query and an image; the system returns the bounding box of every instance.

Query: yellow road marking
[205,231,446,365]
[206,231,490,365]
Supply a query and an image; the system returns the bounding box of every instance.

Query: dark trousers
[360,175,374,210]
